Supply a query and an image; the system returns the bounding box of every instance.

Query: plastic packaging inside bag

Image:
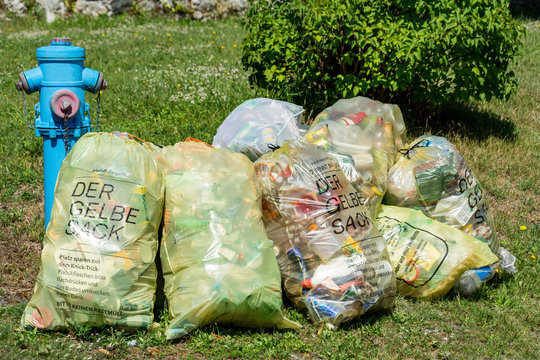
[376,206,499,298]
[157,141,298,339]
[213,98,304,161]
[255,140,396,328]
[22,132,164,331]
[384,135,499,254]
[304,96,406,217]
[452,245,516,295]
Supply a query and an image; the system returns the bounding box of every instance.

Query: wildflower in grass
[117,98,120,101]
[143,81,146,84]
[190,38,193,41]
[520,225,527,230]
[170,39,173,42]
[144,37,147,40]
[221,46,225,50]
[532,255,536,259]
[212,30,216,34]
[233,44,237,48]
[177,84,181,87]
[102,33,105,37]
[167,33,171,37]
[233,26,237,29]
[135,33,138,36]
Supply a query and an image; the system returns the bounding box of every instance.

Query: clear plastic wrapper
[212,98,304,161]
[157,141,298,339]
[22,132,164,331]
[304,96,406,217]
[384,135,499,253]
[255,140,396,328]
[376,206,499,298]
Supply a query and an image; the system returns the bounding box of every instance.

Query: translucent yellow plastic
[376,206,499,298]
[255,140,396,328]
[157,142,298,339]
[21,132,164,331]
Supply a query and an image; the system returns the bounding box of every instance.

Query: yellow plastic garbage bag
[22,132,164,331]
[384,135,498,253]
[304,96,406,217]
[376,206,499,298]
[157,141,298,339]
[255,140,396,329]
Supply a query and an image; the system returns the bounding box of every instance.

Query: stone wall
[1,0,248,22]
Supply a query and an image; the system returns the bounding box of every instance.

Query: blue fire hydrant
[16,37,107,229]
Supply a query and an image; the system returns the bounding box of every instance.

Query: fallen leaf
[97,348,110,355]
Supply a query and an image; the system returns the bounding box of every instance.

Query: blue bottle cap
[36,37,85,60]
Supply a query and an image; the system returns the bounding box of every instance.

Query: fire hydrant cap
[50,37,71,45]
[36,38,85,60]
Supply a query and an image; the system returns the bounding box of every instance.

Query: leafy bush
[242,0,524,118]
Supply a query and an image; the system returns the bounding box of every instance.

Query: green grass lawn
[0,13,538,360]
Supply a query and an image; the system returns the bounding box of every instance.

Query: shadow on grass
[338,307,395,331]
[444,271,515,302]
[406,102,518,142]
[510,2,540,19]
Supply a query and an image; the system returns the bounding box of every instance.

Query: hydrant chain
[64,114,69,154]
[21,91,33,129]
[94,91,101,132]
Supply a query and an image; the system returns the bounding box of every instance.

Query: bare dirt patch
[0,194,44,304]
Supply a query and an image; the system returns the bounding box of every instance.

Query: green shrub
[242,0,524,118]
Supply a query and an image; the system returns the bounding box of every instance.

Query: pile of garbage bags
[22,96,516,335]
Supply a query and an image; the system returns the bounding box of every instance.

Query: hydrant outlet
[16,72,31,94]
[50,89,80,119]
